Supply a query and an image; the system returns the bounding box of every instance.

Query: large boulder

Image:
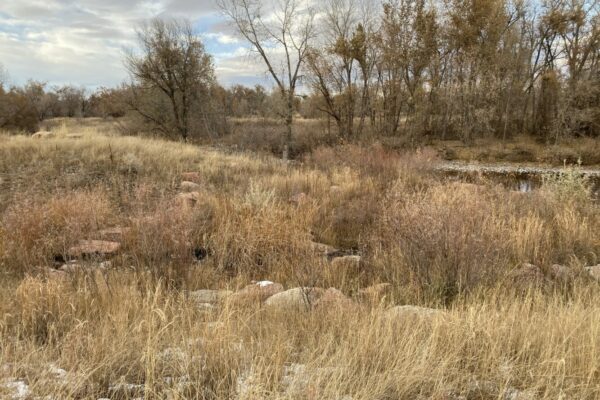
[228,281,284,306]
[264,287,325,311]
[67,240,121,259]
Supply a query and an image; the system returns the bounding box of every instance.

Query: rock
[585,264,600,281]
[313,288,356,311]
[67,240,121,259]
[330,255,361,269]
[228,281,284,306]
[181,181,201,192]
[32,130,54,139]
[384,305,444,321]
[1,378,30,400]
[96,227,129,242]
[174,191,201,209]
[264,287,325,311]
[289,192,308,206]
[550,264,574,283]
[358,283,392,304]
[189,289,233,304]
[181,172,201,182]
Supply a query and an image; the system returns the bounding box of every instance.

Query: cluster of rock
[43,227,127,276]
[43,172,205,275]
[188,280,444,326]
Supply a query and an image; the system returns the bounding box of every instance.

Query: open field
[0,120,600,399]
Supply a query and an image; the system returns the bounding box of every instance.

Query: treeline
[0,78,293,134]
[220,0,600,143]
[313,0,600,141]
[2,0,599,144]
[0,82,92,132]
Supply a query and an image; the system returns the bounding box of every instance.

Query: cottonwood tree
[218,0,316,159]
[125,18,215,141]
[306,0,362,137]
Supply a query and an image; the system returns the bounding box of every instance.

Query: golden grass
[0,119,599,399]
[1,276,600,399]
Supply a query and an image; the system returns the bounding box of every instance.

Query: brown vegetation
[0,121,599,398]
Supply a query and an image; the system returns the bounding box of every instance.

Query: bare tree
[218,0,316,159]
[125,18,215,141]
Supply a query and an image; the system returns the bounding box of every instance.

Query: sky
[0,0,275,89]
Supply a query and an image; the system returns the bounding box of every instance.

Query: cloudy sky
[0,0,274,89]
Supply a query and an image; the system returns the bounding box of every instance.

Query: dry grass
[0,119,599,399]
[1,276,600,399]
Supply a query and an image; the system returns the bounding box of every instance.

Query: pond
[435,162,600,196]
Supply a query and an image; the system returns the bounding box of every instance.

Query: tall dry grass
[0,120,599,399]
[1,275,599,399]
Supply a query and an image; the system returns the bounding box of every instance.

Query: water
[435,162,600,196]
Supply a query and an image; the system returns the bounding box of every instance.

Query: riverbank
[431,136,600,166]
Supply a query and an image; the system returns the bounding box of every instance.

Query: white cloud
[0,0,272,88]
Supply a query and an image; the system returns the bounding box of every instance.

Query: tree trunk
[283,93,294,161]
